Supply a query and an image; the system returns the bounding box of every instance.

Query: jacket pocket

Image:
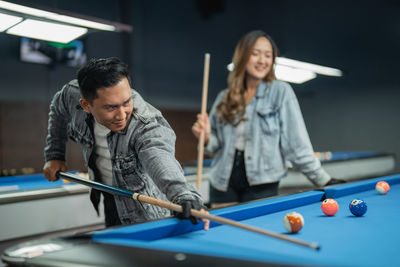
[256,107,279,135]
[67,126,93,158]
[114,154,145,191]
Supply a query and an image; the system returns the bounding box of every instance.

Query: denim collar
[255,81,270,98]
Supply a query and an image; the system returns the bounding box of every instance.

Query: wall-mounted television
[20,37,87,67]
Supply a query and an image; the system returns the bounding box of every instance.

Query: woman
[192,30,341,208]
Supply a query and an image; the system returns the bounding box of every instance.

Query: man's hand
[174,200,210,231]
[43,160,67,182]
[325,177,346,186]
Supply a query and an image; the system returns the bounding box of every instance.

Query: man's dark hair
[77,57,131,103]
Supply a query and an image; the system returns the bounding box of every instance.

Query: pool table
[0,172,104,241]
[2,174,399,267]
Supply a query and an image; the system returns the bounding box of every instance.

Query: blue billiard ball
[349,199,367,216]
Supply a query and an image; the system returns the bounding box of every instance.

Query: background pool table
[2,174,399,267]
[184,150,396,201]
[0,172,104,241]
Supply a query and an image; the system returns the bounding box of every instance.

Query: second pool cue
[196,53,210,189]
[57,171,320,250]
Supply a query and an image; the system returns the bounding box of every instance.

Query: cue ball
[283,212,304,233]
[349,199,367,216]
[321,198,339,216]
[376,181,390,195]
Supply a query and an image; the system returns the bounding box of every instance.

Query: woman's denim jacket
[205,80,331,192]
[44,80,202,225]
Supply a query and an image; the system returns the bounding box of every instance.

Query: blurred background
[1,0,399,174]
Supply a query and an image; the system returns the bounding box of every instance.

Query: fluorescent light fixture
[0,12,22,31]
[226,57,342,84]
[45,14,115,31]
[276,57,342,77]
[0,0,116,31]
[274,65,317,84]
[7,19,88,43]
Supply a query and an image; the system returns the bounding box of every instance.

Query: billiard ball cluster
[283,180,390,234]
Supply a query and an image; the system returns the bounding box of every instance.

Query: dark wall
[0,0,399,173]
[0,0,129,173]
[130,0,400,170]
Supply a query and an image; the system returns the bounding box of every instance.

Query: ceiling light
[0,12,22,31]
[226,57,342,84]
[7,19,88,43]
[276,57,342,77]
[226,62,317,84]
[0,0,117,31]
[45,14,115,31]
[274,65,317,84]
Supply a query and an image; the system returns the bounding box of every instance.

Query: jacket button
[86,143,91,148]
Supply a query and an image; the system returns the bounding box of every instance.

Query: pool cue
[196,53,210,189]
[57,171,320,250]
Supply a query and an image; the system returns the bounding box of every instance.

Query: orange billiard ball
[376,181,390,195]
[321,198,339,216]
[283,212,304,233]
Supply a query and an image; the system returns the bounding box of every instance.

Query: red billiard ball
[376,181,390,195]
[283,212,304,233]
[321,198,339,216]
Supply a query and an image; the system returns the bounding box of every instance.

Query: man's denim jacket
[44,80,202,225]
[205,80,331,192]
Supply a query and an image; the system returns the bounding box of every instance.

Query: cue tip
[312,243,321,251]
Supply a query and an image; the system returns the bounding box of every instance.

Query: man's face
[80,77,133,132]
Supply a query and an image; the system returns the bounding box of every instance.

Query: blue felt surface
[92,175,400,267]
[0,172,77,193]
[94,191,325,241]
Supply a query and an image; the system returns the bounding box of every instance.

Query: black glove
[325,177,346,186]
[174,199,205,225]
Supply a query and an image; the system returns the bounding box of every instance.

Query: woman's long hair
[216,30,278,124]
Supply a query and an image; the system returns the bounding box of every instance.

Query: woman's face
[245,37,273,81]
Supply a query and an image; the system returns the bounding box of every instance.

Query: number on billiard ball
[376,181,390,195]
[321,198,339,216]
[283,212,304,233]
[349,199,367,216]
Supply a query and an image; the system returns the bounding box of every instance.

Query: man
[43,57,209,229]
